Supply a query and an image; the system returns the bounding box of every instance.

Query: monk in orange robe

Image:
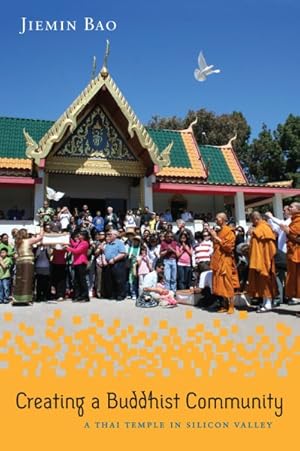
[280,202,300,300]
[209,213,239,314]
[247,212,278,312]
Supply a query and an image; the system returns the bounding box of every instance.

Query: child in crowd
[137,246,152,295]
[127,235,141,300]
[94,232,107,298]
[176,231,193,289]
[0,248,12,304]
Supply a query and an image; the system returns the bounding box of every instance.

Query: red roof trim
[153,182,300,196]
[0,177,36,186]
[39,159,46,169]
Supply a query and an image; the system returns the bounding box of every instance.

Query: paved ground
[1,296,299,338]
[1,297,299,378]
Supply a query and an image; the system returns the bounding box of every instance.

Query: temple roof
[147,128,248,184]
[147,128,207,180]
[0,157,32,170]
[0,117,53,159]
[20,72,171,169]
[0,40,297,193]
[0,117,52,176]
[0,116,297,194]
[200,144,248,185]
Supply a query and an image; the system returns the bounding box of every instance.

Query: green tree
[147,115,184,130]
[148,108,251,162]
[276,114,300,176]
[147,110,300,183]
[246,124,285,182]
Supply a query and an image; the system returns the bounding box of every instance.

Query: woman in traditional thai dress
[13,228,44,305]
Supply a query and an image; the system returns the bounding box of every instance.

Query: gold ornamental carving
[24,42,172,170]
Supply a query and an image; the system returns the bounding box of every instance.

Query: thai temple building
[0,48,299,232]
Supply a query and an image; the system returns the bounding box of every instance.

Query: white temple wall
[48,174,133,199]
[153,193,225,217]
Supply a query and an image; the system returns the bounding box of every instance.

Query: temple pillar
[234,191,247,229]
[272,193,283,219]
[141,175,154,211]
[33,169,46,223]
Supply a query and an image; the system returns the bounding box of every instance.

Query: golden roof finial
[180,117,198,133]
[100,39,110,79]
[23,128,39,159]
[225,133,237,147]
[91,55,97,79]
[187,117,198,132]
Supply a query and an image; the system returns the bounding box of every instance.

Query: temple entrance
[47,174,137,215]
[67,198,127,216]
[170,194,188,220]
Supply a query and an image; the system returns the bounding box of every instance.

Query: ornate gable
[54,106,137,162]
[23,43,172,172]
[46,105,147,176]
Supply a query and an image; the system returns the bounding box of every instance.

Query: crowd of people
[0,200,299,314]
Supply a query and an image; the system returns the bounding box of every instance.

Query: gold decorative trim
[0,157,32,170]
[184,117,198,132]
[23,129,38,159]
[24,114,78,165]
[24,52,172,169]
[104,76,171,168]
[100,39,110,79]
[46,169,144,177]
[224,133,237,148]
[46,157,146,177]
[265,180,293,188]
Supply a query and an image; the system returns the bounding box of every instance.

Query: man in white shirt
[194,231,214,272]
[181,209,193,222]
[143,259,166,300]
[265,205,293,304]
[266,206,291,253]
[58,206,72,231]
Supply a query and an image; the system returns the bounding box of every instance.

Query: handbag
[135,292,159,308]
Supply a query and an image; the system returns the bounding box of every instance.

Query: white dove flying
[46,186,65,202]
[194,51,221,82]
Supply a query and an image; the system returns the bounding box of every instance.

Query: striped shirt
[194,239,213,264]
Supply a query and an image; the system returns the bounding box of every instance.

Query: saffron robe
[286,212,300,298]
[210,225,239,297]
[247,220,278,299]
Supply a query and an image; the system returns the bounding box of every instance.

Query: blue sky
[1,0,299,140]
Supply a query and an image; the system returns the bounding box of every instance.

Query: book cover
[1,1,299,451]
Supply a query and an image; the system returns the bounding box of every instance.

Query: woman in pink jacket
[66,230,90,302]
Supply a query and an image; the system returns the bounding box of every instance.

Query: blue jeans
[177,265,192,290]
[163,259,177,292]
[129,277,138,298]
[0,278,10,303]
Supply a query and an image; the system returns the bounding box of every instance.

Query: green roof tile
[147,128,192,169]
[0,117,54,159]
[0,119,239,186]
[199,145,235,184]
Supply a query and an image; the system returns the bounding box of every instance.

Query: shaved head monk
[208,212,239,314]
[248,211,278,312]
[280,202,300,302]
